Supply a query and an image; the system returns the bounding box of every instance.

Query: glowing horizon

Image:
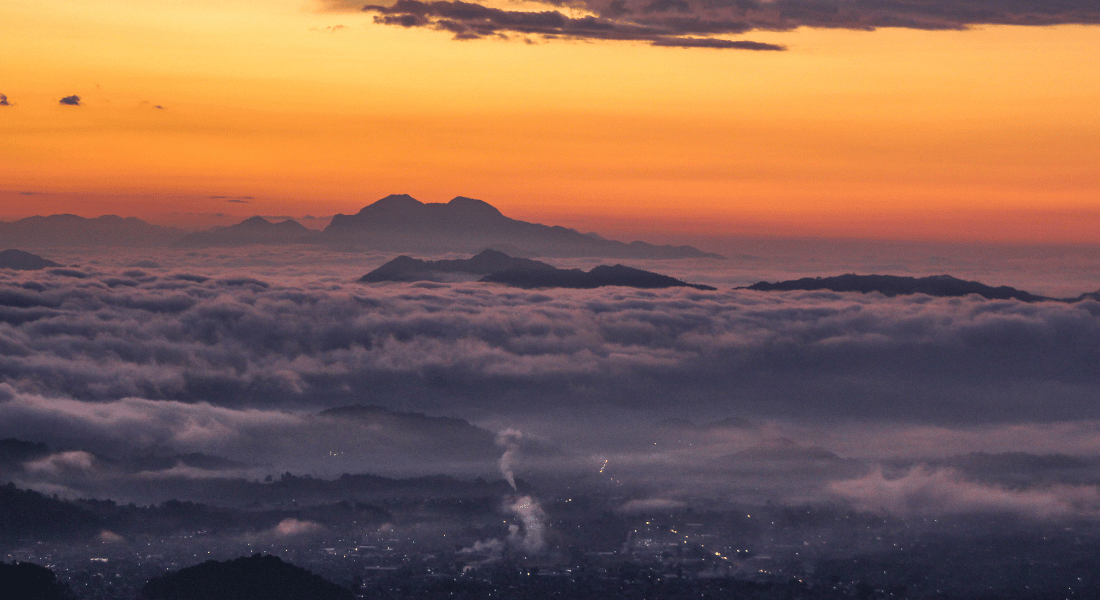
[2,0,1099,243]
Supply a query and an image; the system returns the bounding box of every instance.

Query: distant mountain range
[0,249,61,270]
[0,195,722,259]
[172,216,314,247]
[0,214,184,247]
[360,250,717,290]
[743,274,1059,302]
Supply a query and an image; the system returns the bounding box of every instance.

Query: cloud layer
[830,466,1100,518]
[3,264,1100,423]
[4,255,1100,512]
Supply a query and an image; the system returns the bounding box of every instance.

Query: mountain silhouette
[482,263,718,290]
[324,194,722,259]
[139,554,353,600]
[0,249,62,270]
[742,274,1053,302]
[360,250,716,289]
[173,216,315,248]
[359,249,555,282]
[0,214,184,247]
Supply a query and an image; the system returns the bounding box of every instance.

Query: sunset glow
[3,0,1098,242]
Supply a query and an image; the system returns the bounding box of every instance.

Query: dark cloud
[210,196,253,202]
[651,37,784,49]
[323,0,1100,49]
[59,95,81,106]
[0,94,10,106]
[357,0,781,49]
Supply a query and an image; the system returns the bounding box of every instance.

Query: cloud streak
[830,466,1100,518]
[349,0,784,49]
[323,0,1100,50]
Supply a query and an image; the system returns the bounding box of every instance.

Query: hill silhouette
[139,554,353,600]
[0,214,184,247]
[361,250,715,290]
[0,562,75,600]
[0,249,62,270]
[324,194,722,259]
[359,249,554,282]
[482,263,718,290]
[743,274,1053,302]
[173,217,314,248]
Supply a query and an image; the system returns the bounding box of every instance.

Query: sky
[2,0,1099,243]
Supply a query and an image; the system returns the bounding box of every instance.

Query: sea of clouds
[4,246,1100,515]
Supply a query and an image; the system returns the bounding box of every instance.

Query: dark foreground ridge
[360,250,717,290]
[0,249,62,270]
[139,554,353,600]
[742,273,1058,302]
[325,194,723,259]
[0,561,75,600]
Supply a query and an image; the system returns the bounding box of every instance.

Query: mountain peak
[447,196,504,218]
[358,194,422,215]
[0,249,63,270]
[273,218,308,231]
[322,193,723,259]
[236,216,272,227]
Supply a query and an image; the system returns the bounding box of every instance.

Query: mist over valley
[4,240,1100,598]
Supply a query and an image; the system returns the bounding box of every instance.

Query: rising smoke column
[497,428,523,490]
[506,495,546,554]
[460,429,548,557]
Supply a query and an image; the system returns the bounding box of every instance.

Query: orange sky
[1,0,1099,242]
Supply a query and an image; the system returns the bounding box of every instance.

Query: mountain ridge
[173,216,314,248]
[0,214,185,248]
[359,250,717,290]
[742,273,1056,302]
[0,196,721,257]
[0,249,62,270]
[324,194,722,259]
